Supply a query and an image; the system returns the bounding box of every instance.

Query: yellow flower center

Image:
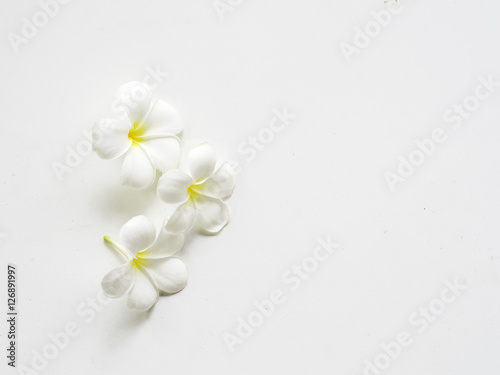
[103,236,150,266]
[128,121,147,144]
[187,184,202,202]
[132,253,151,268]
[132,257,142,268]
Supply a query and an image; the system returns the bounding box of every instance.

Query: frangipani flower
[101,215,188,311]
[92,82,183,189]
[157,143,236,234]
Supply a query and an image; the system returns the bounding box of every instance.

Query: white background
[1,0,500,374]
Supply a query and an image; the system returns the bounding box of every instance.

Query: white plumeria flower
[101,215,188,311]
[157,143,236,234]
[92,82,183,189]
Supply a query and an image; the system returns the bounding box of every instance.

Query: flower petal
[142,99,183,136]
[101,261,135,298]
[127,265,159,311]
[120,145,156,189]
[138,230,184,259]
[194,195,229,234]
[157,169,193,204]
[193,162,236,199]
[139,136,181,173]
[114,82,153,124]
[187,143,217,183]
[92,117,132,160]
[164,200,197,234]
[141,257,188,294]
[119,216,157,257]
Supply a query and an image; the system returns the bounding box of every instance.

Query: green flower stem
[103,236,132,260]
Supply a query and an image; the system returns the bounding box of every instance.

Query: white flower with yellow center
[157,143,236,234]
[92,82,183,189]
[101,215,188,311]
